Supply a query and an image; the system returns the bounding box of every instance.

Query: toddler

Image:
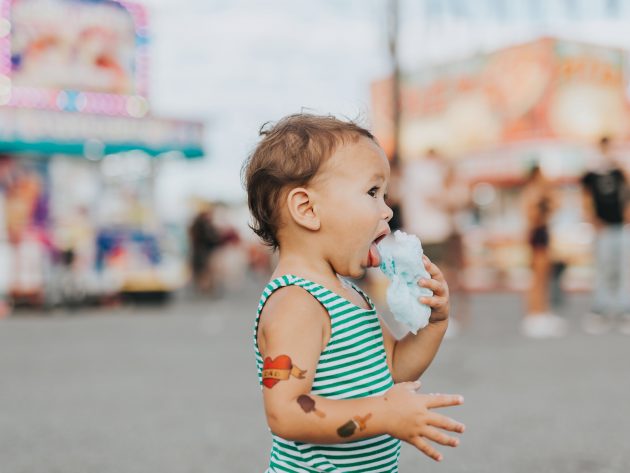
[243,114,465,472]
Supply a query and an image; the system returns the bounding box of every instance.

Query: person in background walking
[440,163,471,332]
[581,136,630,335]
[520,165,567,338]
[189,206,222,293]
[401,149,469,336]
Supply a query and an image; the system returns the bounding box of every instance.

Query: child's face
[311,137,393,278]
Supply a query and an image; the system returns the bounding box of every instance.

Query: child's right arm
[258,286,466,462]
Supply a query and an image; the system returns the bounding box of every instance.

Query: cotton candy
[378,230,433,334]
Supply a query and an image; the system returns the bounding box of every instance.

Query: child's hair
[242,113,376,250]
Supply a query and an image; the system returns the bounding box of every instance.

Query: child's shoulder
[259,281,328,327]
[257,282,331,353]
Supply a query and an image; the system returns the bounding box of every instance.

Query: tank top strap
[256,274,372,317]
[256,274,336,315]
[345,279,376,311]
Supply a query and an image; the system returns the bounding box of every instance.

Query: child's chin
[334,259,368,279]
[348,266,368,279]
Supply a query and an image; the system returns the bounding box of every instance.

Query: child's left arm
[381,255,450,382]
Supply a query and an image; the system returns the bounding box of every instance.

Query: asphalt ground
[1,278,628,473]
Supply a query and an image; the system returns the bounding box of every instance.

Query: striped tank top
[254,274,401,472]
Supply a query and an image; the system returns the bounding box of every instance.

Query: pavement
[0,277,629,473]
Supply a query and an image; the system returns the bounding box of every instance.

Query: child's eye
[368,187,379,197]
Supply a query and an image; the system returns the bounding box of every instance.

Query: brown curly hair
[242,113,376,250]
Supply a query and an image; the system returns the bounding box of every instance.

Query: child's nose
[383,204,394,222]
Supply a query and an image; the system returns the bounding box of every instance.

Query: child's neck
[273,252,346,293]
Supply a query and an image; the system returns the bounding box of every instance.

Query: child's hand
[384,381,465,462]
[418,255,450,324]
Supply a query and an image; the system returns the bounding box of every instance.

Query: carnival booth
[0,0,204,306]
[372,37,630,291]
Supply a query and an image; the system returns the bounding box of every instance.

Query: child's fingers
[427,413,466,434]
[409,436,443,462]
[423,393,464,409]
[421,426,460,447]
[420,295,448,308]
[422,256,445,281]
[418,278,445,294]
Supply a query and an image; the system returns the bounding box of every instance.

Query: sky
[142,0,630,213]
[144,0,389,212]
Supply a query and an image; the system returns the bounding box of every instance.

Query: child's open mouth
[367,234,388,267]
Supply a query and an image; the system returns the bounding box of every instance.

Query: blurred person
[401,148,469,336]
[549,259,568,310]
[401,149,451,263]
[49,207,94,308]
[520,165,567,338]
[4,165,49,304]
[581,136,630,335]
[246,239,274,280]
[188,206,221,293]
[0,192,11,318]
[243,114,465,471]
[441,164,472,330]
[208,203,245,294]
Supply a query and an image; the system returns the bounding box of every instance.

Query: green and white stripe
[254,275,401,472]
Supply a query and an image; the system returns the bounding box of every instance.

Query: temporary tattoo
[262,355,307,389]
[297,395,326,418]
[337,413,372,438]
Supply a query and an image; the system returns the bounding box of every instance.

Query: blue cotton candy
[378,230,433,334]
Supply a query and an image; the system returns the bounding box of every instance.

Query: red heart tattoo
[262,355,306,388]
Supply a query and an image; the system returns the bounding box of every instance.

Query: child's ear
[286,187,320,231]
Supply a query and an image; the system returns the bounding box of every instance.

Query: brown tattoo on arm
[337,413,372,438]
[262,355,307,389]
[297,394,326,418]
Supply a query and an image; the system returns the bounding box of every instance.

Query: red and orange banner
[371,37,630,161]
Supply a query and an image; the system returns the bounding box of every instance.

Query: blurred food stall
[372,37,630,291]
[0,0,204,306]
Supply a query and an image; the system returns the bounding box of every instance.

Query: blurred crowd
[187,202,274,297]
[388,136,630,339]
[182,135,630,340]
[0,0,627,346]
[2,132,629,344]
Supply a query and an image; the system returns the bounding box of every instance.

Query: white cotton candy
[378,230,433,334]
